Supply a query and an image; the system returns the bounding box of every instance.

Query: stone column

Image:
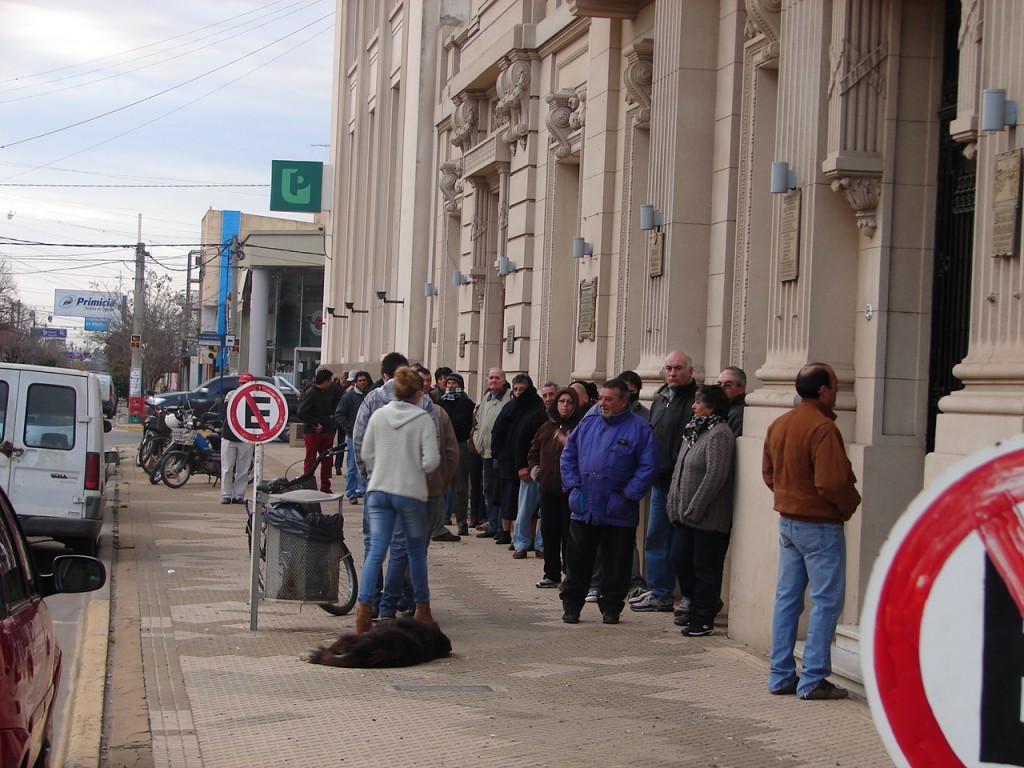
[638,0,718,383]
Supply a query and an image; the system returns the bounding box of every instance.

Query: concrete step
[794,623,865,697]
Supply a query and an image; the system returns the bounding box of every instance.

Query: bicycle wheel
[160,450,192,488]
[141,436,169,475]
[319,542,358,616]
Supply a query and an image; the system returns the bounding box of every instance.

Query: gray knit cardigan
[665,421,736,533]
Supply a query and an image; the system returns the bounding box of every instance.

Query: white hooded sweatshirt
[361,400,440,501]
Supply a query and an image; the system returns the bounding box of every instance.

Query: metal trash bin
[264,505,343,602]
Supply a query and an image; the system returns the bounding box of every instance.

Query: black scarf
[682,414,724,446]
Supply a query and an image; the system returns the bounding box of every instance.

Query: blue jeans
[358,491,430,605]
[344,437,366,500]
[513,479,542,551]
[482,458,501,532]
[643,483,675,599]
[768,518,846,696]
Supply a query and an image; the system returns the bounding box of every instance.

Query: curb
[54,598,110,768]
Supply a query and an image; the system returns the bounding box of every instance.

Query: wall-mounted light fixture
[981,88,1019,132]
[572,236,594,259]
[639,204,662,232]
[344,301,368,314]
[452,270,470,286]
[376,290,405,305]
[498,256,517,276]
[424,282,438,297]
[770,161,798,194]
[325,306,349,319]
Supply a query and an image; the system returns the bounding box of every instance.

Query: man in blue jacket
[560,378,660,625]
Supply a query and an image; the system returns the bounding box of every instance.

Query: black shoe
[457,523,469,536]
[562,612,580,624]
[443,517,453,526]
[681,624,714,637]
[476,530,496,538]
[494,532,512,545]
[769,678,799,696]
[673,616,690,627]
[232,497,244,504]
[799,680,848,700]
[475,523,489,531]
[601,612,620,625]
[432,530,461,542]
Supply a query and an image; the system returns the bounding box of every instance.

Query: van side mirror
[103,419,112,433]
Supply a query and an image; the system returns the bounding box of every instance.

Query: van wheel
[70,536,97,556]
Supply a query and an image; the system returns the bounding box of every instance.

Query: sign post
[228,381,289,630]
[862,433,1024,767]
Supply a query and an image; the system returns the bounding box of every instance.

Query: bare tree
[0,258,62,365]
[90,271,188,393]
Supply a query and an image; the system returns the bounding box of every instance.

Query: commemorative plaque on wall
[992,148,1022,258]
[577,278,597,342]
[778,189,801,282]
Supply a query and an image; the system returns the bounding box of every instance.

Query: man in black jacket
[335,370,372,502]
[297,367,336,492]
[439,372,475,535]
[631,351,697,613]
[490,374,544,546]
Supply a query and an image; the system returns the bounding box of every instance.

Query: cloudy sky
[0,0,335,340]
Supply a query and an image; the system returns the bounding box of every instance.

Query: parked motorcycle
[155,412,222,489]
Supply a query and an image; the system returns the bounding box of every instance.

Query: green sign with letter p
[270,160,323,212]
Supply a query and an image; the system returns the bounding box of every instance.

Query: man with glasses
[716,366,747,437]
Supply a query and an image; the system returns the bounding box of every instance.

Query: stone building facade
[322,0,1024,663]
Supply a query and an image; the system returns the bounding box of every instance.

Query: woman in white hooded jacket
[355,366,441,632]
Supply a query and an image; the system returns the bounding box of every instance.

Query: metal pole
[130,214,146,422]
[249,442,264,630]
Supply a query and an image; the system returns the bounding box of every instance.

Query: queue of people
[314,349,857,702]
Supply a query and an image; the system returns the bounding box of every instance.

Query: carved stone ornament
[623,41,653,126]
[744,0,780,63]
[495,56,533,151]
[831,176,880,237]
[439,160,463,214]
[745,0,781,41]
[545,89,586,159]
[451,95,478,152]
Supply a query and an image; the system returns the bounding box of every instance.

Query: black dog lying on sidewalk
[305,618,452,669]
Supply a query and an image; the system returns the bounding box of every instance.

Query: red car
[0,486,105,768]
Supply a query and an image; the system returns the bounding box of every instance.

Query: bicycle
[245,445,357,616]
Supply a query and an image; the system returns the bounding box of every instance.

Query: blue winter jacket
[560,409,660,527]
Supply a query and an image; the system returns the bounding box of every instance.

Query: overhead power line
[0,11,333,150]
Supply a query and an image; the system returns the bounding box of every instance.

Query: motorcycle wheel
[160,450,193,489]
[318,542,358,616]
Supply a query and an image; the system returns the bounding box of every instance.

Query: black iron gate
[927,0,975,452]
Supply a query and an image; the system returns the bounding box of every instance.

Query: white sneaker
[585,588,600,603]
[628,589,652,605]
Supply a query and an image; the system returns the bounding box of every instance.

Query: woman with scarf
[527,387,582,589]
[666,384,735,637]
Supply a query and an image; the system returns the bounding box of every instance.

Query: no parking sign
[862,434,1024,767]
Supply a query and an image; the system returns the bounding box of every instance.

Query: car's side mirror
[37,555,106,597]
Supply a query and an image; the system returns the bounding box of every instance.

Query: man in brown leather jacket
[762,363,861,701]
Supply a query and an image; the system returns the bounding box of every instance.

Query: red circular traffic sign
[226,381,289,444]
[862,434,1024,767]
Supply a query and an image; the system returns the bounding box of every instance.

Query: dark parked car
[0,486,106,768]
[146,375,301,422]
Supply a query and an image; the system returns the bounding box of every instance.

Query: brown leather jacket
[762,399,860,523]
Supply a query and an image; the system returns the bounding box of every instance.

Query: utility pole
[129,214,146,423]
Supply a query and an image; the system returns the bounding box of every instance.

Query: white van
[0,364,112,554]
